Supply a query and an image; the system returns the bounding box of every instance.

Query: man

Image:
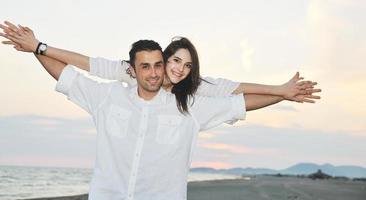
[2,36,248,199]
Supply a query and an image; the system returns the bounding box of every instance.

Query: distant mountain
[282,163,366,178]
[190,163,366,178]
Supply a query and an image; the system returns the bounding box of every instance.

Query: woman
[0,21,320,114]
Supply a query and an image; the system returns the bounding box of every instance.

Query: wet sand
[22,176,366,200]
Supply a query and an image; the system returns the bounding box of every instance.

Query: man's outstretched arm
[244,92,320,111]
[34,54,67,80]
[0,21,90,71]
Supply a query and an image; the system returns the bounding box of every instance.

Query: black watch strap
[35,42,42,55]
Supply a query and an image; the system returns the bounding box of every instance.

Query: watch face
[40,44,47,51]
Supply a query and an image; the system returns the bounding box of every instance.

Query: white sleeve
[196,76,240,97]
[55,65,114,114]
[89,57,136,86]
[191,94,246,131]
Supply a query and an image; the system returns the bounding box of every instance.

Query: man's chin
[146,86,161,93]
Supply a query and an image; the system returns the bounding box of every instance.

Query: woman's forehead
[173,48,192,61]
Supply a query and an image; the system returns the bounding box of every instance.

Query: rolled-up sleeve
[56,65,114,114]
[191,94,246,131]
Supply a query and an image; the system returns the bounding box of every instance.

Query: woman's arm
[198,74,320,103]
[232,72,320,101]
[245,94,284,111]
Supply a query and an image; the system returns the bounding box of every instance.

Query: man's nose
[150,67,158,77]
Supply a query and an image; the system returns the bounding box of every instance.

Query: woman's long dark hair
[163,37,201,114]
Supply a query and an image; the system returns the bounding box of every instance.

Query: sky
[0,0,365,170]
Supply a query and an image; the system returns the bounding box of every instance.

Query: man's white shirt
[55,65,246,200]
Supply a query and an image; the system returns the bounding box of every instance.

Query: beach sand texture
[23,176,366,200]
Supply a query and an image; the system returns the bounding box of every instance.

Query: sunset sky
[1,0,365,169]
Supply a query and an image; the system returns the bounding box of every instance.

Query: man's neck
[137,87,160,101]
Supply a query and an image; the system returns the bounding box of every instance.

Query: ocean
[0,165,241,200]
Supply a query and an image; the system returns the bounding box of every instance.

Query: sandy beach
[22,176,366,200]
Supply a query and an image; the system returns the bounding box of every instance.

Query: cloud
[192,123,366,169]
[0,115,96,168]
[240,38,255,72]
[191,161,235,169]
[269,105,298,112]
[199,143,252,154]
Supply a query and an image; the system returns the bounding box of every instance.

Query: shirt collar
[128,85,168,105]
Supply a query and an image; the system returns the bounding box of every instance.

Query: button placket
[126,108,149,200]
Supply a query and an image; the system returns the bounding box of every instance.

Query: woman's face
[165,48,192,84]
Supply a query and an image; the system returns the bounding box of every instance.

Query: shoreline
[21,176,366,200]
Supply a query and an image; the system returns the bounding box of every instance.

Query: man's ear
[129,66,136,78]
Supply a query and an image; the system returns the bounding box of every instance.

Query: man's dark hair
[129,40,163,67]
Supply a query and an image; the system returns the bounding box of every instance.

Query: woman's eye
[174,58,180,63]
[186,64,192,69]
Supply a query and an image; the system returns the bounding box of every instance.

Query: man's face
[133,50,165,98]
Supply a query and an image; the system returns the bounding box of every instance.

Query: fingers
[296,80,313,86]
[2,40,16,45]
[305,95,321,99]
[302,98,315,103]
[0,24,9,31]
[4,21,19,33]
[306,88,322,94]
[17,24,26,35]
[292,72,299,80]
[5,31,22,40]
[24,26,33,33]
[14,45,25,51]
[1,33,22,44]
[0,25,21,38]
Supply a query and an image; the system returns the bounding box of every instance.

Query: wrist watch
[36,42,48,55]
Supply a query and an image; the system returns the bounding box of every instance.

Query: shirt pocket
[156,115,182,144]
[106,104,131,139]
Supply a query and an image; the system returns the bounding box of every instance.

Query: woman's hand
[280,72,321,102]
[0,21,39,52]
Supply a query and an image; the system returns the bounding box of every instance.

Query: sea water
[0,165,241,200]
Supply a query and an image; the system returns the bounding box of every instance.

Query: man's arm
[34,54,67,80]
[0,21,90,71]
[0,21,133,82]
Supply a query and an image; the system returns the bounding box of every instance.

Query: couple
[1,21,320,200]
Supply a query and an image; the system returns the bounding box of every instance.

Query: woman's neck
[162,74,173,92]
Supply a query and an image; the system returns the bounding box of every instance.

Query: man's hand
[279,72,321,103]
[0,21,39,52]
